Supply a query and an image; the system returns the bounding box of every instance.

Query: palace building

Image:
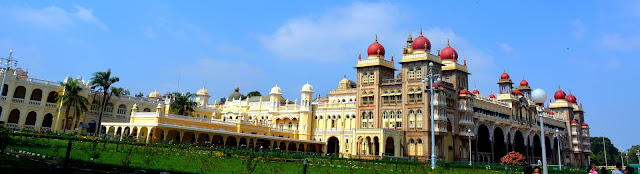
[0,29,591,166]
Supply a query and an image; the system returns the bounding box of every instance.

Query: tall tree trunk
[63,104,71,134]
[96,91,108,135]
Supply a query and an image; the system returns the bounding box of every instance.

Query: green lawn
[4,135,585,174]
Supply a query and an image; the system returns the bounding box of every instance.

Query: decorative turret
[519,77,532,98]
[498,70,514,94]
[270,84,282,111]
[195,86,210,106]
[149,89,161,99]
[300,82,314,111]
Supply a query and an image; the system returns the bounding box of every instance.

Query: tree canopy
[246,91,262,97]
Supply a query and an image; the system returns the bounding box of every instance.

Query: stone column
[145,127,153,144]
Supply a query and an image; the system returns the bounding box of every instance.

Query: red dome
[367,35,385,57]
[566,91,577,103]
[520,79,529,86]
[440,40,458,61]
[500,72,510,79]
[489,93,495,98]
[549,111,554,115]
[554,88,566,100]
[472,88,479,94]
[571,120,578,124]
[412,30,431,51]
[459,89,471,95]
[581,123,589,127]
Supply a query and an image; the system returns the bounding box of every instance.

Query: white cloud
[500,43,514,52]
[601,33,640,51]
[571,19,585,39]
[259,2,401,61]
[5,5,107,30]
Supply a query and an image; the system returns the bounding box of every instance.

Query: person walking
[624,166,634,174]
[612,162,623,174]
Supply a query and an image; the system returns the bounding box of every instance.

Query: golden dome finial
[558,85,561,90]
[420,27,423,36]
[375,34,378,43]
[447,39,450,47]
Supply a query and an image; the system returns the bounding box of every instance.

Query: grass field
[3,135,586,174]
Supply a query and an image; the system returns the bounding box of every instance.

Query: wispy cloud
[259,2,401,62]
[500,43,514,52]
[4,5,107,31]
[571,19,585,39]
[601,33,640,51]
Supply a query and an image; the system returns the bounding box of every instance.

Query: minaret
[195,86,210,106]
[497,70,513,94]
[300,82,314,111]
[270,85,282,111]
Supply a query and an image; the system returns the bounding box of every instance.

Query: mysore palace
[0,29,591,166]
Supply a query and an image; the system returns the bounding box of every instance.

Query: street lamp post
[468,128,472,166]
[555,129,562,169]
[0,50,17,101]
[620,147,624,166]
[531,88,548,174]
[422,62,440,170]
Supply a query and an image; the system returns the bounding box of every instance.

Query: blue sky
[1,1,638,150]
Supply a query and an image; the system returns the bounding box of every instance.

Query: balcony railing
[29,100,41,105]
[45,102,57,108]
[12,98,25,103]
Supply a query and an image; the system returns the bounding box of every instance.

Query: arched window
[390,111,395,119]
[397,111,402,119]
[410,68,416,78]
[117,104,127,115]
[105,103,114,113]
[416,68,423,78]
[143,108,151,112]
[91,101,101,111]
[362,73,368,83]
[383,111,388,119]
[369,73,374,82]
[30,89,43,101]
[369,112,373,119]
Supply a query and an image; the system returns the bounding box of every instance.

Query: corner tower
[355,35,396,129]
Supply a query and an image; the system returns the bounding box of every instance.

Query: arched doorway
[41,113,53,128]
[533,134,542,159]
[25,111,37,126]
[13,86,26,99]
[46,91,58,103]
[8,109,20,124]
[226,136,237,148]
[88,120,96,133]
[493,127,506,162]
[385,137,395,156]
[477,124,491,162]
[514,131,525,155]
[30,89,43,101]
[327,136,339,155]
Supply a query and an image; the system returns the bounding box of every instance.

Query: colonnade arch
[493,127,506,162]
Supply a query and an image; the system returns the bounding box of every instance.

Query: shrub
[500,151,526,166]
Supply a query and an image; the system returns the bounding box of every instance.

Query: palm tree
[170,92,197,116]
[56,77,89,133]
[89,69,119,135]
